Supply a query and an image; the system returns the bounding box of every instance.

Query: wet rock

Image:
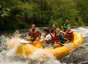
[60,44,88,64]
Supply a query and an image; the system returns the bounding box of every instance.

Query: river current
[0,27,88,64]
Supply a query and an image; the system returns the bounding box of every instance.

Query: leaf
[1,12,8,17]
[6,8,11,11]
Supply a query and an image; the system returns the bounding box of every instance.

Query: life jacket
[46,33,55,44]
[50,28,56,34]
[55,32,63,43]
[30,28,40,39]
[65,30,73,41]
[61,32,64,36]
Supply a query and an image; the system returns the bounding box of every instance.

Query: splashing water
[72,27,88,37]
[0,30,61,64]
[0,27,88,64]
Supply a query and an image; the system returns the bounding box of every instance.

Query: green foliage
[76,0,88,25]
[0,0,87,30]
[0,4,11,17]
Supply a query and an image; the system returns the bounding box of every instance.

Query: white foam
[18,39,30,43]
[0,27,88,64]
[72,27,88,37]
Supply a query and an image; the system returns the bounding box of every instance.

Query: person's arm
[37,30,42,38]
[36,39,46,43]
[28,30,30,35]
[35,34,52,43]
[61,26,63,29]
[63,24,65,28]
[27,30,30,38]
[27,34,29,38]
[60,33,65,44]
[27,30,31,40]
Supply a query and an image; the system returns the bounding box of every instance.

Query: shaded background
[0,0,88,30]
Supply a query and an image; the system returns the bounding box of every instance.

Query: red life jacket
[55,33,61,43]
[50,28,56,34]
[61,32,64,36]
[30,28,40,39]
[46,33,55,44]
[65,30,73,40]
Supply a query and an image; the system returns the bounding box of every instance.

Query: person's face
[67,27,71,32]
[32,25,35,30]
[56,28,60,33]
[65,22,68,24]
[52,25,56,29]
[43,31,47,35]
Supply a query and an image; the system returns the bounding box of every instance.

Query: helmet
[65,20,69,24]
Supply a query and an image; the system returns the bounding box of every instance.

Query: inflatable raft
[7,32,83,59]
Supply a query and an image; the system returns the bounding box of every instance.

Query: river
[0,27,88,64]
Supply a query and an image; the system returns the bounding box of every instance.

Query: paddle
[63,39,80,49]
[18,39,32,44]
[63,44,73,49]
[61,39,74,49]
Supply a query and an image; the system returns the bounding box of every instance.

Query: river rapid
[0,27,88,64]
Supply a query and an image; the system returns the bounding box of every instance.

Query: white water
[0,27,88,64]
[72,27,88,37]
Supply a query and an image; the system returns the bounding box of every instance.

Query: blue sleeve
[37,30,42,34]
[55,29,57,34]
[28,30,30,36]
[60,33,65,44]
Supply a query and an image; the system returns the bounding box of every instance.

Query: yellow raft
[7,32,83,59]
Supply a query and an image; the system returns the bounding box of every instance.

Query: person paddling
[61,20,70,32]
[35,27,55,47]
[27,24,42,41]
[50,24,56,34]
[64,27,74,43]
[54,28,65,47]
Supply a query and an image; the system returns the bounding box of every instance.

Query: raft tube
[7,32,83,59]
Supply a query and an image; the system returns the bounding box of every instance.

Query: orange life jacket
[55,33,61,43]
[61,32,64,36]
[50,28,56,34]
[46,33,55,44]
[65,30,73,40]
[30,28,40,39]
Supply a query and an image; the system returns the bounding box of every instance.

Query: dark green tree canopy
[0,0,87,30]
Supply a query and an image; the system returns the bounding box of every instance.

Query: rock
[60,44,88,64]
